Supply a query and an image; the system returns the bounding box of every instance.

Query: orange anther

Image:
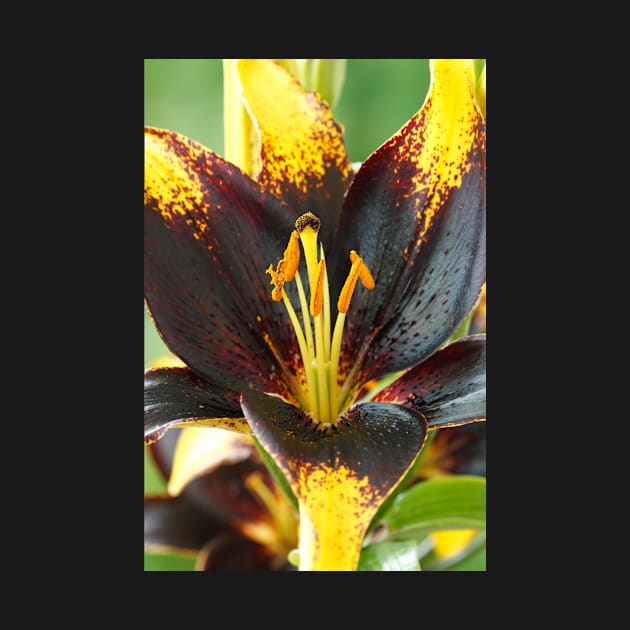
[349,250,375,289]
[282,230,300,282]
[338,252,374,313]
[310,258,326,317]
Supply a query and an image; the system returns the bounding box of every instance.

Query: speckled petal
[329,59,486,384]
[144,367,251,444]
[241,390,427,571]
[145,127,301,397]
[237,59,353,249]
[416,422,486,479]
[373,335,486,429]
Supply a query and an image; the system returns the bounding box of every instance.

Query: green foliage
[383,476,486,539]
[445,543,486,571]
[421,532,486,571]
[359,540,421,571]
[144,553,196,571]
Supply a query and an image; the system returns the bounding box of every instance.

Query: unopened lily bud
[274,59,347,109]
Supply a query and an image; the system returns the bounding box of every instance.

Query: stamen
[265,213,376,426]
[338,251,374,313]
[282,289,319,418]
[282,231,300,282]
[295,272,314,356]
[320,245,331,361]
[337,262,361,314]
[350,250,375,289]
[266,231,301,300]
[266,263,278,285]
[310,258,326,317]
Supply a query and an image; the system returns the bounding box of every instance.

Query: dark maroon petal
[327,65,485,384]
[144,495,228,553]
[196,533,294,571]
[418,422,486,478]
[147,429,179,482]
[182,458,275,526]
[373,335,486,429]
[237,59,354,251]
[241,390,427,569]
[144,367,249,444]
[145,127,302,397]
[241,391,428,499]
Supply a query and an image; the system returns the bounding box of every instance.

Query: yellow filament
[314,315,329,424]
[320,246,331,362]
[329,311,346,420]
[281,289,318,416]
[295,272,314,357]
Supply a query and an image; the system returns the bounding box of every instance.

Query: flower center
[266,211,374,427]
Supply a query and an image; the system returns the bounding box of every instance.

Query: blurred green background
[144,59,437,570]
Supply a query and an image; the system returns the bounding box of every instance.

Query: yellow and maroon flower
[144,59,486,570]
[145,428,297,570]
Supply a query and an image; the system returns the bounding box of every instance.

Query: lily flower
[145,58,486,570]
[145,428,297,570]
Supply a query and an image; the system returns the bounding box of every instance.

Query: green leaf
[144,552,196,571]
[359,540,420,571]
[383,476,486,539]
[446,543,486,571]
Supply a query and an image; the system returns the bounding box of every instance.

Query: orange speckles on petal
[237,60,352,214]
[145,129,206,223]
[382,60,484,255]
[144,128,230,247]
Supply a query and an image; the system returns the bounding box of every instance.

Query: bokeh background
[144,59,446,570]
